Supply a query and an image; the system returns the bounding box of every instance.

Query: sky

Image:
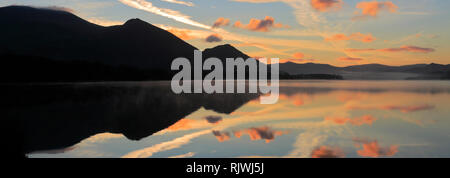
[1,0,450,66]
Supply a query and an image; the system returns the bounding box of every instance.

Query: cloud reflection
[234,126,287,143]
[311,146,345,158]
[353,138,398,158]
[325,115,377,126]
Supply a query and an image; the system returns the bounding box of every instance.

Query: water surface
[5,80,449,158]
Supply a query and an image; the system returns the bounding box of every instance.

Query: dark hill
[0,6,196,70]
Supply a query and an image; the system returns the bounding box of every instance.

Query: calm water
[4,80,450,158]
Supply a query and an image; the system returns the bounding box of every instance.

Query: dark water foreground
[1,81,258,157]
[2,80,450,158]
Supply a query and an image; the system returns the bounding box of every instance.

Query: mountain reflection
[8,80,450,158]
[1,82,258,156]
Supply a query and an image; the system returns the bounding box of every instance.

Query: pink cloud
[212,17,230,28]
[353,138,398,158]
[355,1,398,17]
[346,45,435,53]
[325,115,377,126]
[234,16,288,32]
[311,146,345,158]
[310,0,343,12]
[212,130,231,142]
[325,33,376,43]
[234,126,287,143]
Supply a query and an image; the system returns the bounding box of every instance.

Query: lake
[3,80,449,158]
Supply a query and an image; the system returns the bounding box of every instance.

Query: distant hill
[279,62,450,80]
[203,44,250,60]
[0,6,256,82]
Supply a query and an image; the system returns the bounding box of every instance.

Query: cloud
[275,52,316,64]
[167,28,194,40]
[205,34,223,42]
[233,16,288,32]
[166,118,194,131]
[311,146,345,158]
[279,58,316,64]
[354,1,398,19]
[345,48,377,52]
[157,24,212,41]
[122,129,211,158]
[82,133,124,143]
[310,0,343,12]
[205,116,223,124]
[161,0,194,7]
[212,17,230,28]
[325,33,376,43]
[379,46,435,53]
[31,146,77,154]
[325,115,377,126]
[347,104,435,113]
[87,18,123,26]
[353,138,398,157]
[119,0,211,29]
[233,0,327,27]
[212,130,231,142]
[232,0,280,3]
[234,126,287,143]
[346,45,435,53]
[169,152,196,158]
[380,104,435,113]
[231,104,285,116]
[40,6,75,13]
[292,52,305,59]
[337,56,364,62]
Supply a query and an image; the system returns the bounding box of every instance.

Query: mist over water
[8,80,449,158]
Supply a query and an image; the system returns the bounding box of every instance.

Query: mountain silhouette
[0,6,196,70]
[279,62,450,80]
[0,6,264,81]
[203,44,250,60]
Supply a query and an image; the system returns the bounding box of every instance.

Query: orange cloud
[212,17,230,28]
[325,33,376,43]
[292,52,305,59]
[234,126,287,143]
[311,146,345,158]
[233,16,288,32]
[345,48,376,52]
[277,93,313,106]
[205,33,223,42]
[275,52,316,64]
[212,130,231,142]
[325,115,377,126]
[310,0,343,12]
[346,45,435,53]
[353,138,398,157]
[355,1,398,18]
[167,28,194,40]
